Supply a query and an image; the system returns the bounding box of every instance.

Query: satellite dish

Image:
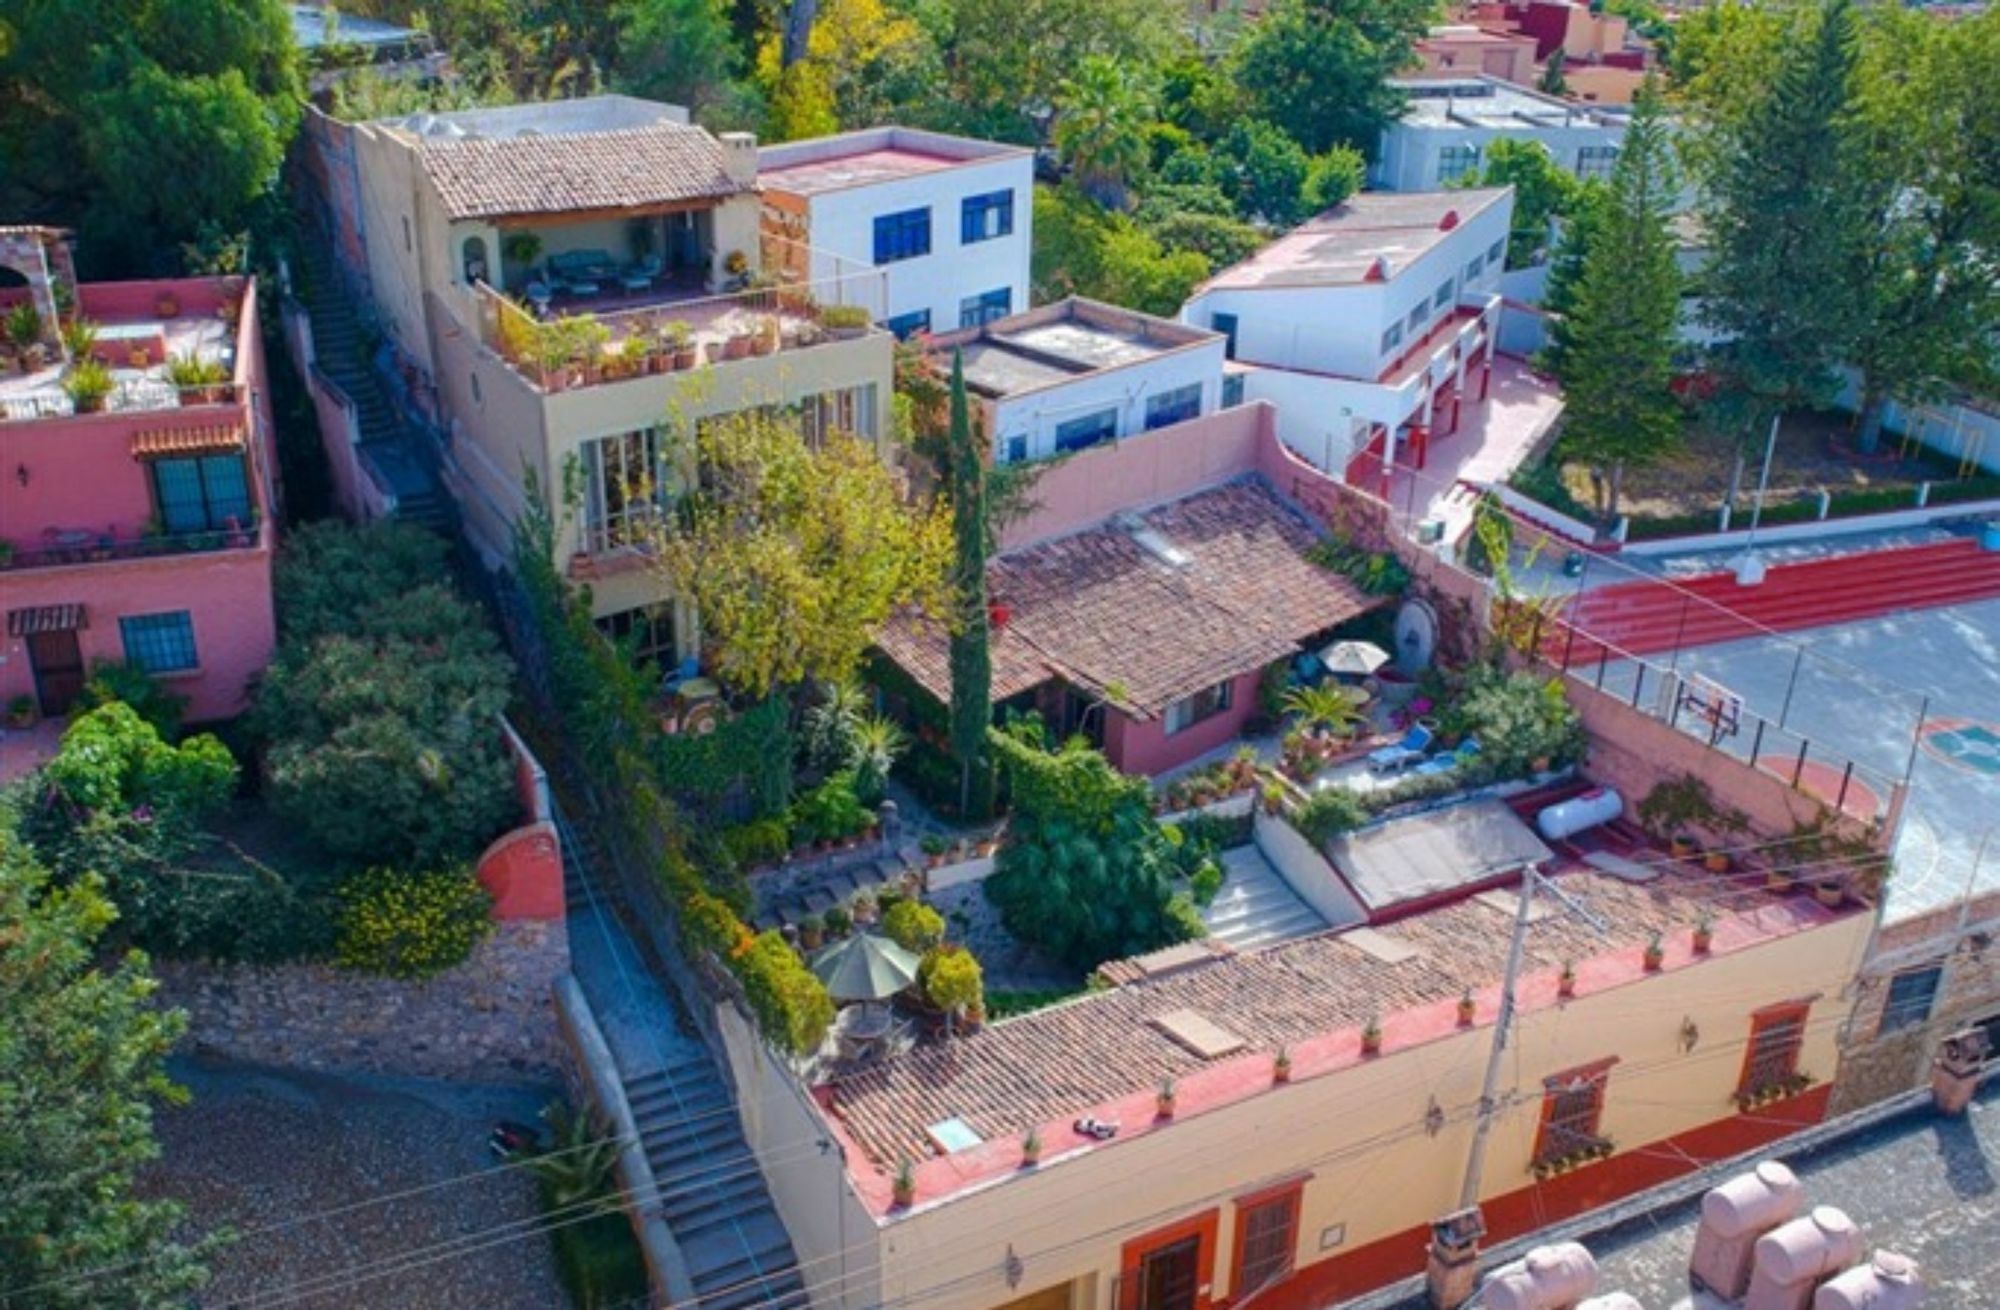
[1393,599,1439,674]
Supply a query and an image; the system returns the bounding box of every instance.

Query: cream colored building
[738,806,1872,1310]
[329,96,896,658]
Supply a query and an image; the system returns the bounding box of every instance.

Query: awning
[129,424,245,458]
[8,603,87,637]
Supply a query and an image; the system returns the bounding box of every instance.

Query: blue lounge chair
[1412,735,1484,778]
[1369,724,1433,773]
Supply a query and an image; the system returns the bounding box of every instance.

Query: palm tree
[1282,683,1365,739]
[522,1101,622,1209]
[848,712,909,806]
[1053,56,1154,211]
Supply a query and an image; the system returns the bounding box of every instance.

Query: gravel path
[143,1056,570,1310]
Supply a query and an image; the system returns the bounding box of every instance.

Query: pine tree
[1698,0,1870,431]
[1549,78,1684,524]
[945,352,994,818]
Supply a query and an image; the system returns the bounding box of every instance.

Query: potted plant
[664,320,696,370]
[1704,847,1733,874]
[751,314,779,356]
[60,317,98,362]
[62,358,114,413]
[820,303,872,339]
[824,904,852,939]
[154,290,180,319]
[722,327,753,360]
[798,915,824,950]
[851,891,878,926]
[1273,1046,1292,1084]
[6,303,41,367]
[6,694,36,728]
[166,351,230,404]
[1360,1016,1383,1056]
[1670,834,1700,860]
[1766,865,1797,894]
[535,323,575,391]
[1557,961,1577,999]
[1155,1078,1177,1119]
[1261,781,1285,815]
[1643,932,1665,972]
[615,334,648,379]
[1020,1128,1041,1167]
[723,249,750,281]
[1692,914,1714,954]
[892,1157,915,1207]
[130,345,151,370]
[921,834,949,868]
[1814,876,1846,909]
[1456,990,1477,1027]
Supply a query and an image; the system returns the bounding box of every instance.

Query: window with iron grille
[581,428,669,553]
[1436,145,1481,184]
[119,611,199,674]
[1739,1004,1809,1098]
[959,287,1012,329]
[1054,408,1118,453]
[1144,383,1202,430]
[1165,680,1233,735]
[1879,966,1943,1036]
[151,454,251,534]
[1575,145,1620,180]
[1533,1062,1610,1164]
[595,604,676,673]
[961,190,1015,243]
[1235,1191,1300,1293]
[873,207,931,264]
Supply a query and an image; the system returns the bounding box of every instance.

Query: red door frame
[1121,1208,1221,1310]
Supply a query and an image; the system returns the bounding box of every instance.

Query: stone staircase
[1201,846,1327,952]
[555,812,812,1310]
[293,241,451,530]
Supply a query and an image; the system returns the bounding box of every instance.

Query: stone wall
[1830,888,2000,1114]
[156,919,570,1082]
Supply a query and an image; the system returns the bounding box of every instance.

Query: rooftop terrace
[0,280,245,422]
[1197,188,1511,292]
[927,297,1220,400]
[757,126,1030,196]
[1397,77,1629,129]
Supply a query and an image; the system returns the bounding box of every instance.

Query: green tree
[1232,0,1432,155]
[1843,7,2000,451]
[983,727,1202,971]
[1054,56,1155,211]
[945,352,995,818]
[1536,182,1610,380]
[1033,188,1211,317]
[1538,48,1567,96]
[1303,145,1366,213]
[0,0,300,275]
[1547,78,1684,522]
[613,0,740,112]
[1220,118,1309,225]
[0,822,213,1307]
[923,0,1176,142]
[1697,0,1871,434]
[646,409,951,698]
[1461,139,1582,269]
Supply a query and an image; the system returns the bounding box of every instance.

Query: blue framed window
[1221,374,1246,409]
[120,611,199,674]
[1054,409,1117,453]
[885,310,931,339]
[873,208,931,264]
[959,287,1011,329]
[151,455,251,534]
[961,190,1015,243]
[1144,384,1202,430]
[1004,434,1028,463]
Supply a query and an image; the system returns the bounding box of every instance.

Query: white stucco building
[1180,188,1512,490]
[758,127,1034,339]
[927,298,1229,465]
[1372,77,1628,193]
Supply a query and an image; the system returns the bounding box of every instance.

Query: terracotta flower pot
[1557,973,1577,999]
[1704,851,1732,874]
[1814,882,1845,909]
[1692,929,1713,955]
[1643,949,1665,972]
[1456,1000,1476,1027]
[1361,1029,1382,1056]
[1670,836,1699,860]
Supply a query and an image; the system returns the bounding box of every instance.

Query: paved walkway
[1387,354,1566,541]
[0,716,63,787]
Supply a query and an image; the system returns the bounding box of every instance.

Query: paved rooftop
[930,297,1218,399]
[824,847,1842,1176]
[1397,77,1627,129]
[757,126,1027,195]
[1198,188,1511,292]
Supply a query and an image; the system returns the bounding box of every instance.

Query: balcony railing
[0,379,243,423]
[473,272,888,395]
[2,515,262,572]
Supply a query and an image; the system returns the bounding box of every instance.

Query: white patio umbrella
[1318,639,1391,677]
[811,932,922,1004]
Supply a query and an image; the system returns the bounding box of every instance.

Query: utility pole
[1427,865,1609,1310]
[1732,413,1781,586]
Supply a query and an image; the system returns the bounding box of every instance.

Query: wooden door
[27,629,84,715]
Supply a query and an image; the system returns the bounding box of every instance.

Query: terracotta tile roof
[129,423,245,457]
[825,862,1831,1170]
[874,477,1375,717]
[414,124,747,221]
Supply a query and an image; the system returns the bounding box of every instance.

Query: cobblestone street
[142,1056,566,1310]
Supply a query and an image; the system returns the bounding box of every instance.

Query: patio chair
[1411,735,1482,778]
[622,255,662,293]
[523,279,553,318]
[1368,723,1434,773]
[659,655,701,697]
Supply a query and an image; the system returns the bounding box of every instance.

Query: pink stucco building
[1,228,279,726]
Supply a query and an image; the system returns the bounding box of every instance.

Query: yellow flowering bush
[335,866,494,980]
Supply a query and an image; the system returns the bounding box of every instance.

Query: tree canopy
[1231,0,1431,156]
[0,821,212,1307]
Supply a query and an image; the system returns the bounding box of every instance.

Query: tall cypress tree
[945,351,994,818]
[1548,77,1683,523]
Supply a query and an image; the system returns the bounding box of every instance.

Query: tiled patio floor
[1387,353,1566,541]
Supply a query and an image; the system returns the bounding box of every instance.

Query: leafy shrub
[737,931,835,1056]
[41,702,235,819]
[76,660,187,739]
[789,771,868,845]
[1442,667,1585,777]
[1295,788,1368,845]
[882,900,945,953]
[918,944,985,1018]
[334,866,494,980]
[719,817,791,868]
[1190,860,1224,906]
[273,519,455,642]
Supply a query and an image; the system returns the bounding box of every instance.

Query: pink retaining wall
[1105,669,1263,776]
[0,548,277,723]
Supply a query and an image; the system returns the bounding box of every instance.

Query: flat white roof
[757,126,1028,196]
[1397,77,1628,130]
[1196,188,1511,293]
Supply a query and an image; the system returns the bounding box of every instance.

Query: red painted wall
[474,820,565,920]
[1106,669,1263,776]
